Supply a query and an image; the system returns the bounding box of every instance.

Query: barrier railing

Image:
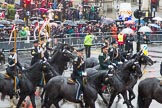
[1,33,162,50]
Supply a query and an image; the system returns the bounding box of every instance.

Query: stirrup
[160,80,162,86]
[67,78,75,84]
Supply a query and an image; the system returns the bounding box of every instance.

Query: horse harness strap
[42,72,46,85]
[115,73,124,83]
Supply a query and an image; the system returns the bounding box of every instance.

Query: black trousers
[75,76,83,100]
[84,45,91,58]
[6,66,17,79]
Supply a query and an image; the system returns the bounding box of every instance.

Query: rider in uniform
[108,40,126,66]
[6,48,23,94]
[40,37,53,61]
[71,47,85,101]
[98,46,110,70]
[31,39,41,66]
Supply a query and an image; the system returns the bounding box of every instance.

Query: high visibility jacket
[84,34,93,46]
[118,34,124,42]
[117,33,124,45]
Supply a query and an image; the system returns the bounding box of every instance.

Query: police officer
[71,47,85,101]
[31,40,41,66]
[84,31,95,58]
[108,40,126,65]
[98,46,110,70]
[6,48,23,93]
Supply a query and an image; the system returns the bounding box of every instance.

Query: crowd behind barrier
[1,32,162,50]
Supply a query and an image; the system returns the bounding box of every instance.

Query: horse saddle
[3,73,11,79]
[67,78,76,85]
[159,80,162,86]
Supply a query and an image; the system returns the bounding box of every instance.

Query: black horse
[16,60,57,108]
[85,57,99,68]
[0,49,5,65]
[42,69,110,108]
[49,43,75,75]
[106,59,142,108]
[125,51,154,104]
[138,78,162,108]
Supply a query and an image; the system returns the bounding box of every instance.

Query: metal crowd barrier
[1,33,162,50]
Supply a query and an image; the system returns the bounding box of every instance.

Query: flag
[34,22,39,40]
[39,18,49,34]
[8,25,15,44]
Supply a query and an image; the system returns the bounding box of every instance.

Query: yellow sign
[141,44,148,56]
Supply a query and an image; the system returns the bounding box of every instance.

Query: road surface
[0,44,162,108]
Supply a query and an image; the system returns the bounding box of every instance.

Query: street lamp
[137,0,142,52]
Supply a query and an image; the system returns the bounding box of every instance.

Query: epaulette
[74,57,78,62]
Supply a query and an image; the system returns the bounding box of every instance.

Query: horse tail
[137,86,144,108]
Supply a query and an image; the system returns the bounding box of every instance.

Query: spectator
[110,24,118,38]
[15,12,19,20]
[19,27,27,40]
[84,31,95,58]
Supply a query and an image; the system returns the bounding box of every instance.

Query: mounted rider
[31,39,41,66]
[108,40,126,66]
[71,47,85,101]
[6,47,23,94]
[40,37,53,61]
[98,45,111,70]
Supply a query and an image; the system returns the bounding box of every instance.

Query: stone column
[159,0,162,10]
[103,0,113,11]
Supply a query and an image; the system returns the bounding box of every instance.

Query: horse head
[139,54,154,66]
[41,60,59,77]
[62,49,76,60]
[126,59,143,78]
[132,50,154,66]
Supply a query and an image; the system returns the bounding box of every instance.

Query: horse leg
[30,94,36,108]
[41,89,45,102]
[121,91,133,108]
[85,103,89,108]
[16,95,26,108]
[98,90,108,105]
[117,94,122,103]
[89,101,95,108]
[144,98,152,108]
[53,97,62,108]
[107,91,117,108]
[128,88,135,103]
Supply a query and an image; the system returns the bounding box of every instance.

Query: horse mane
[88,71,106,82]
[25,60,42,71]
[120,59,135,71]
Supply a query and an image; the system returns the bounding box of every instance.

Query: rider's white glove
[112,63,116,66]
[22,67,25,70]
[82,71,87,77]
[108,65,113,69]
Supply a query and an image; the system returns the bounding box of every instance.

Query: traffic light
[134,9,143,19]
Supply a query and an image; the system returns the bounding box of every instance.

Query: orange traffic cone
[29,103,33,108]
